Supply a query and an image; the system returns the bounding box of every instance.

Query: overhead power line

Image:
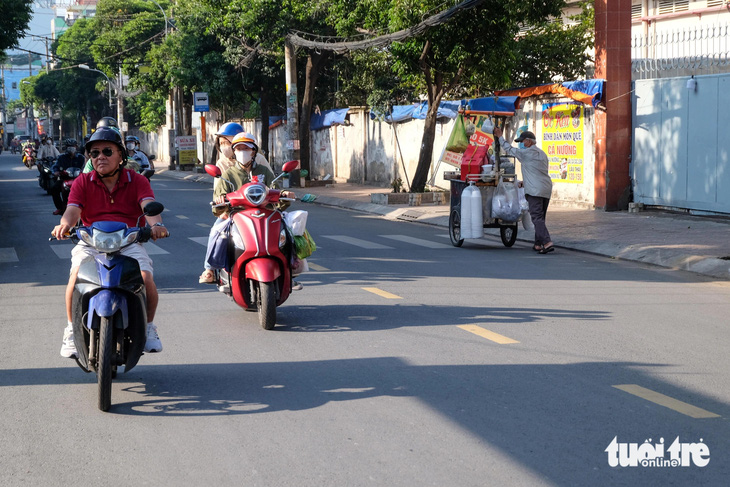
[287,0,485,53]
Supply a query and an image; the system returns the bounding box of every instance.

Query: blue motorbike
[63,202,165,411]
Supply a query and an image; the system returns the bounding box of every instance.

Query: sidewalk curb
[156,169,730,281]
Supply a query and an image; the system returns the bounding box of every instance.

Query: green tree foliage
[383,0,566,192]
[0,0,33,52]
[511,1,594,86]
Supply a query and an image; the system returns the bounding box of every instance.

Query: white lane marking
[0,248,19,263]
[196,223,211,228]
[175,215,189,219]
[50,244,74,259]
[143,242,169,255]
[321,235,393,249]
[380,234,452,249]
[189,237,208,246]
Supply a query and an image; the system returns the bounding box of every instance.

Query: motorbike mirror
[205,164,222,178]
[149,154,156,161]
[281,160,299,173]
[144,201,165,217]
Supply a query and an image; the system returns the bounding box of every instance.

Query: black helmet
[64,138,78,148]
[96,116,118,129]
[85,127,127,160]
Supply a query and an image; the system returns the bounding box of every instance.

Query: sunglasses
[89,147,118,158]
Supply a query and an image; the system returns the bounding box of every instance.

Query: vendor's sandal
[198,270,216,284]
[539,244,555,254]
[532,245,543,252]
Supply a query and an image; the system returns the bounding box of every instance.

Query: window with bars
[706,0,726,8]
[632,4,643,21]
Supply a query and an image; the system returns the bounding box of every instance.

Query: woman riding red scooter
[204,133,300,329]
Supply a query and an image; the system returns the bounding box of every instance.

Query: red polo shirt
[68,168,155,227]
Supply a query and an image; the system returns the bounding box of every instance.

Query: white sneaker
[60,323,78,358]
[292,281,303,291]
[144,323,163,353]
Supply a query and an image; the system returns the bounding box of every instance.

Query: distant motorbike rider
[125,135,151,170]
[50,139,86,215]
[37,133,60,161]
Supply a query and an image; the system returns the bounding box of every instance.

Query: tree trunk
[299,51,327,178]
[259,82,270,161]
[410,104,440,192]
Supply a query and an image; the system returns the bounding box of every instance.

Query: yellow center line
[362,287,402,299]
[457,324,520,344]
[613,384,721,419]
[307,262,329,271]
[175,215,189,220]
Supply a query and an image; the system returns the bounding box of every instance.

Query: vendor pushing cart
[442,101,524,248]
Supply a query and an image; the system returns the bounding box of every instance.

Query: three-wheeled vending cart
[446,172,520,248]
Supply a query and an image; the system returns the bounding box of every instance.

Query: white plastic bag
[283,210,308,236]
[516,182,529,211]
[521,210,535,231]
[491,180,522,222]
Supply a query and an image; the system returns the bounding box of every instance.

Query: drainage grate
[397,210,423,221]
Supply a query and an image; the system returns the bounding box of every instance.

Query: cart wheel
[500,225,518,247]
[449,210,464,247]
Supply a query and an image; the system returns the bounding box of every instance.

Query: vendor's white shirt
[498,137,553,199]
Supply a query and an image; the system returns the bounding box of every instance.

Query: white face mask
[46,140,52,145]
[235,149,253,166]
[126,142,136,151]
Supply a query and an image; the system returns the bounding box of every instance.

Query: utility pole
[44,37,53,141]
[117,63,125,139]
[1,65,7,149]
[284,40,300,186]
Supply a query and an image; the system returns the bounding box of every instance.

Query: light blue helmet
[215,122,244,138]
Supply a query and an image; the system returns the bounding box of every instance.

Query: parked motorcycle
[38,157,57,194]
[205,160,300,330]
[52,202,165,411]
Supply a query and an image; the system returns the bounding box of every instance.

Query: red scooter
[205,160,300,330]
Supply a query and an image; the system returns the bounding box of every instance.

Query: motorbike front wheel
[97,316,114,412]
[258,281,277,330]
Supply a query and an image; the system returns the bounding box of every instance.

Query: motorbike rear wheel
[97,316,114,412]
[258,281,277,330]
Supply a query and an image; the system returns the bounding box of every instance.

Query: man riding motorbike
[125,135,151,171]
[50,138,86,215]
[37,133,60,161]
[51,127,170,358]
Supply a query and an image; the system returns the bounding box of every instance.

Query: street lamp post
[145,0,168,36]
[78,64,113,108]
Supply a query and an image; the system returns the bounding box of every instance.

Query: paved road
[1,152,729,486]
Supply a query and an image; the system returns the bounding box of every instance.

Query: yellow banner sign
[541,103,584,183]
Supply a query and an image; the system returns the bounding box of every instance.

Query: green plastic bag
[294,229,317,259]
[445,114,469,153]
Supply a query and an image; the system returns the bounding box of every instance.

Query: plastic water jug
[460,182,483,239]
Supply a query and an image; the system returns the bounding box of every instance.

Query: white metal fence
[632,23,730,79]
